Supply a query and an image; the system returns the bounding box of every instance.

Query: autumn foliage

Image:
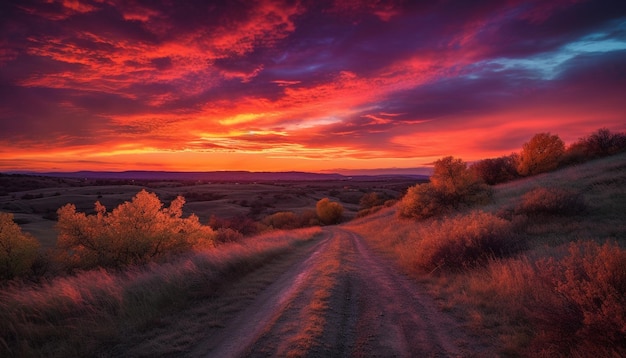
[0,213,40,280]
[315,198,344,225]
[470,154,519,185]
[471,128,626,185]
[474,241,626,356]
[517,132,565,176]
[517,187,586,216]
[410,211,514,272]
[56,190,215,270]
[399,156,490,219]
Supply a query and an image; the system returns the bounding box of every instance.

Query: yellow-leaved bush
[56,190,215,270]
[0,212,40,280]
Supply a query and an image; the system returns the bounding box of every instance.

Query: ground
[103,228,493,357]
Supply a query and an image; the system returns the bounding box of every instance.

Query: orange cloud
[2,0,625,173]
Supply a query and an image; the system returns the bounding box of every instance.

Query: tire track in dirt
[193,227,489,357]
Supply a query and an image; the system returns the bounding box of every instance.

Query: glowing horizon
[1,1,625,173]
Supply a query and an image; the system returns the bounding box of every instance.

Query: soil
[185,228,491,357]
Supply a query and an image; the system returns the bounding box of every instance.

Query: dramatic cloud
[1,0,625,172]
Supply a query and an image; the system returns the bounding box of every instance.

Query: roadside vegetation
[0,127,624,356]
[0,190,338,356]
[348,128,626,357]
[0,213,41,280]
[0,227,321,356]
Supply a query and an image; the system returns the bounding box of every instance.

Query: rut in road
[193,227,487,357]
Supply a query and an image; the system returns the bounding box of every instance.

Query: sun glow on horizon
[1,1,625,173]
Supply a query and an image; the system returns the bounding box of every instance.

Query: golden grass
[0,227,321,357]
[346,153,626,356]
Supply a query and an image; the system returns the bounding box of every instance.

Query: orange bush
[0,212,40,280]
[411,211,514,272]
[517,187,586,216]
[470,154,519,185]
[263,211,321,229]
[531,241,626,356]
[397,183,446,219]
[398,156,490,220]
[470,241,626,356]
[56,190,215,270]
[315,198,344,225]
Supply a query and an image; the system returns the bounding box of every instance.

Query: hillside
[346,152,626,356]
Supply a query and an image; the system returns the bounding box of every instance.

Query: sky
[1,0,625,174]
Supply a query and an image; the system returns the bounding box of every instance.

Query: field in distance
[0,172,424,248]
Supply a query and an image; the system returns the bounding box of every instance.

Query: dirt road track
[192,228,489,357]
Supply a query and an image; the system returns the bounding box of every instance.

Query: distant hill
[5,170,428,182]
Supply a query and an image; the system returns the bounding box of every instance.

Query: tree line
[399,127,626,219]
[472,128,626,185]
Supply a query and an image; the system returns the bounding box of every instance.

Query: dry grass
[455,241,626,357]
[0,227,321,357]
[347,152,626,356]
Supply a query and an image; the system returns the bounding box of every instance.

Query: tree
[517,133,565,176]
[316,198,344,225]
[0,212,40,280]
[430,156,487,205]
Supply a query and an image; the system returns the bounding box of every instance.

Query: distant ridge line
[5,170,428,182]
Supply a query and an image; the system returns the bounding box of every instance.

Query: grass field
[1,154,624,356]
[0,176,417,248]
[346,152,626,356]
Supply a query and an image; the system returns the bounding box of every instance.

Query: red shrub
[517,187,586,216]
[412,211,514,272]
[531,241,626,356]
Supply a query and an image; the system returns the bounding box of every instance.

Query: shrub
[517,132,565,176]
[466,241,625,356]
[0,212,41,280]
[263,211,299,230]
[562,140,591,165]
[470,154,519,185]
[517,187,586,216]
[56,190,215,270]
[584,128,626,157]
[412,211,513,272]
[531,241,626,356]
[431,156,482,203]
[214,228,244,243]
[315,198,344,225]
[564,128,626,164]
[208,215,263,236]
[359,192,382,210]
[398,156,491,219]
[298,210,321,227]
[397,184,446,219]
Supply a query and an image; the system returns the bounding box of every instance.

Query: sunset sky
[1,0,625,174]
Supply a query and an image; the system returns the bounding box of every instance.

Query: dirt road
[189,228,488,357]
